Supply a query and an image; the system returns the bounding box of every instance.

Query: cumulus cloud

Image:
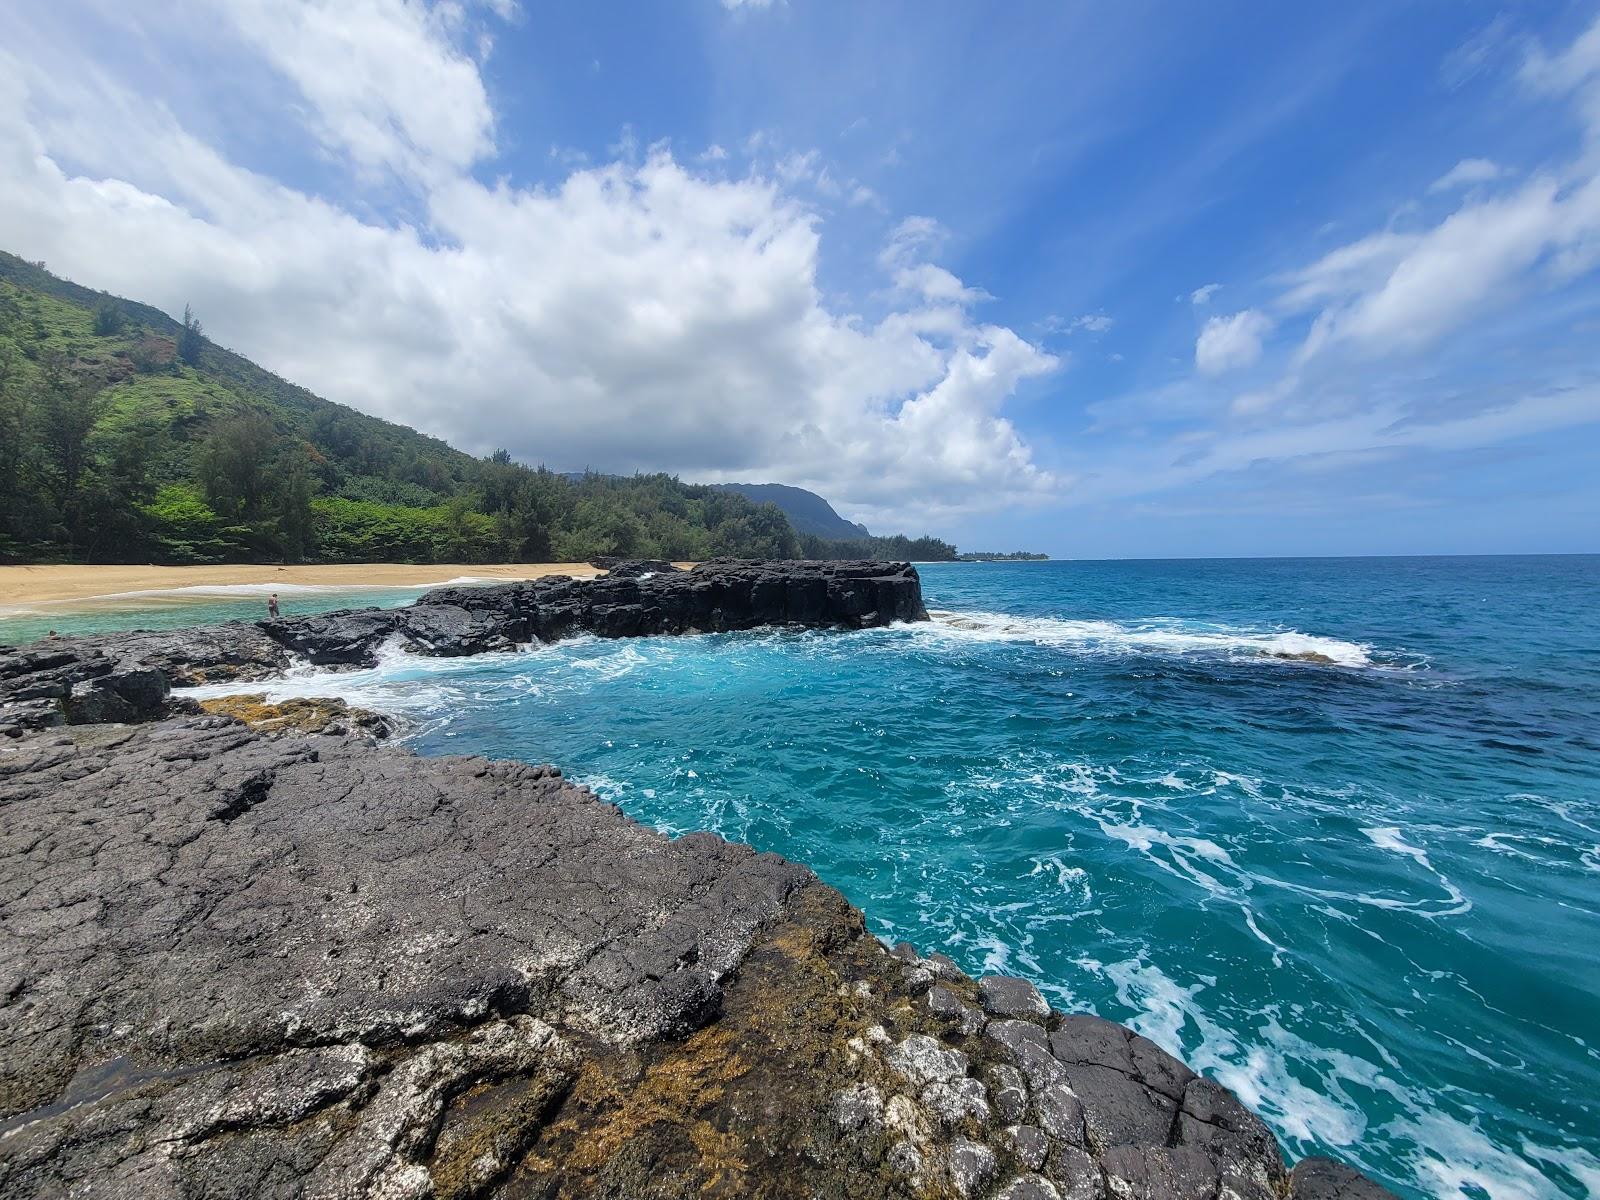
[1189,282,1221,305]
[1195,309,1272,374]
[0,1,1060,527]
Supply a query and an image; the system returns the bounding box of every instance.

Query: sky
[3,2,1599,557]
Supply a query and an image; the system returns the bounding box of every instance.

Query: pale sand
[0,562,696,606]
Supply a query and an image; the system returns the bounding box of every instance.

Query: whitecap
[922,609,1378,668]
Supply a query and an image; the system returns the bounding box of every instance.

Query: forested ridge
[0,253,958,564]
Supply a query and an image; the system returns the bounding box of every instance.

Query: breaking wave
[924,609,1380,667]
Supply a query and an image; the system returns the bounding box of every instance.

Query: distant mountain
[716,483,871,541]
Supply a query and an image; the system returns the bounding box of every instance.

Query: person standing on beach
[267,593,280,619]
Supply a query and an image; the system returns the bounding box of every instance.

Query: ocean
[13,557,1600,1199]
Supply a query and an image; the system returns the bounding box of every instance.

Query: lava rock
[987,1063,1031,1124]
[0,718,1400,1199]
[996,1174,1064,1200]
[948,1138,999,1197]
[594,559,682,578]
[1290,1156,1403,1199]
[927,983,986,1035]
[979,974,1051,1021]
[1003,1124,1050,1171]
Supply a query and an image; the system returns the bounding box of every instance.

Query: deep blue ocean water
[16,557,1600,1199]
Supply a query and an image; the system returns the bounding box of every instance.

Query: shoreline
[0,561,696,607]
[0,560,1395,1197]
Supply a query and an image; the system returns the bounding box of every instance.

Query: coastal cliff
[0,562,1394,1198]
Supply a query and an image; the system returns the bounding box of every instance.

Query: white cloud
[892,263,992,306]
[1040,312,1114,336]
[0,7,1060,526]
[1189,282,1221,305]
[217,0,497,188]
[1295,176,1600,359]
[1262,17,1600,370]
[1195,309,1272,374]
[1428,158,1506,192]
[879,215,946,269]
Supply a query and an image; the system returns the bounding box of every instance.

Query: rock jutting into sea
[0,560,1396,1198]
[0,559,928,733]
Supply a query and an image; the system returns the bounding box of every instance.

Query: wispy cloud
[1428,158,1507,192]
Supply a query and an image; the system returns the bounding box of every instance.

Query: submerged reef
[0,561,1395,1197]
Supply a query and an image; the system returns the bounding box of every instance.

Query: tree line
[0,274,960,565]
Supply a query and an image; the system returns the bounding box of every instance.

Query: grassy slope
[0,251,476,504]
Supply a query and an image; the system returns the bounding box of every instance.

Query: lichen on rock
[197,692,395,738]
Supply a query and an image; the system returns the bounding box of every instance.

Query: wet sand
[0,563,696,606]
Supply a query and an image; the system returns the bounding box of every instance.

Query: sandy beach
[0,562,694,606]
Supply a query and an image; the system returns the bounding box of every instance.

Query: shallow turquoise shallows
[45,557,1600,1199]
[0,583,439,644]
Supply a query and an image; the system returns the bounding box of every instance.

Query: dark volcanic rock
[0,623,292,737]
[0,720,809,1195]
[414,558,927,652]
[264,605,404,665]
[0,719,1398,1198]
[0,561,928,731]
[591,558,682,577]
[1291,1156,1402,1199]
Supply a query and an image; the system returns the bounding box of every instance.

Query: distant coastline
[954,551,1050,562]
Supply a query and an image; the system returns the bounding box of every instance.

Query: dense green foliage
[0,254,971,564]
[797,533,957,561]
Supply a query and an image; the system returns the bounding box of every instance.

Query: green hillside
[0,253,924,564]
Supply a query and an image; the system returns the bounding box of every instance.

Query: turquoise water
[132,559,1600,1196]
[0,583,443,644]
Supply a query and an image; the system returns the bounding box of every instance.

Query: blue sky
[3,2,1599,556]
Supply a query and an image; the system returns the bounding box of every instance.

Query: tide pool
[157,556,1600,1197]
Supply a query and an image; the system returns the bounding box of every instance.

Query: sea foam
[923,610,1378,667]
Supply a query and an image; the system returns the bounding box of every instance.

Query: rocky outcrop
[0,719,1396,1199]
[196,693,397,739]
[589,557,682,577]
[0,561,928,734]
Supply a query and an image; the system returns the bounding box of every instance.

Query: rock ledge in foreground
[0,719,1397,1199]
